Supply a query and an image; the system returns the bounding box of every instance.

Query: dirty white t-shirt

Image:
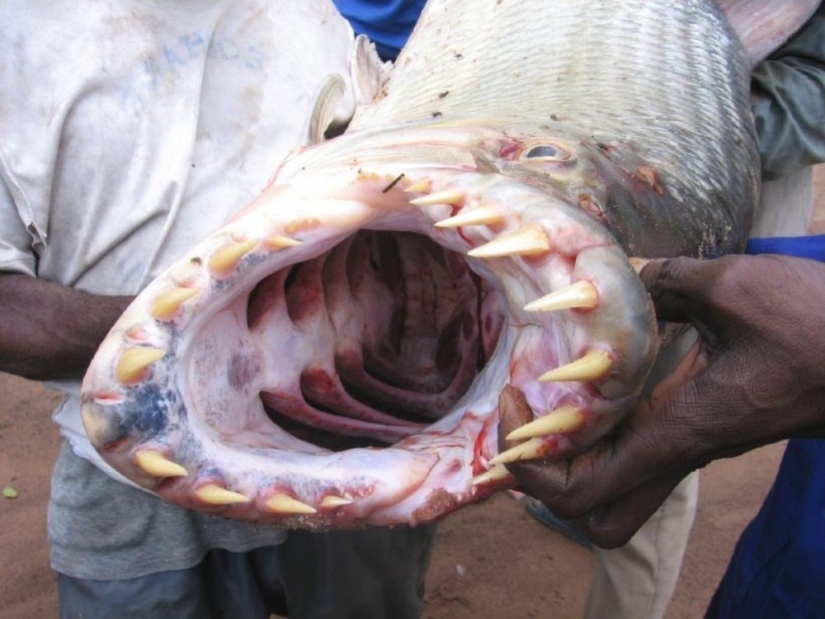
[0,0,357,579]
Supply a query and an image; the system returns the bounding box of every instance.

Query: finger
[497,384,535,444]
[644,339,708,413]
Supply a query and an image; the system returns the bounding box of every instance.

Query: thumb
[639,257,710,323]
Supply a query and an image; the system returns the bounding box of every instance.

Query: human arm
[500,254,825,548]
[0,272,131,381]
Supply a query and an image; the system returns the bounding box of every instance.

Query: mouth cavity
[246,230,503,451]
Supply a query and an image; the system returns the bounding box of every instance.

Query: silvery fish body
[80,0,814,527]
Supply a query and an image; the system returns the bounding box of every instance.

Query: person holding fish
[501,4,825,616]
[330,1,821,619]
[0,1,437,617]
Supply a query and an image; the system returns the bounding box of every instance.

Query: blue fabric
[706,439,825,618]
[707,237,825,616]
[333,0,426,60]
[746,234,825,261]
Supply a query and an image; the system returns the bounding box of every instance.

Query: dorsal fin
[718,0,819,66]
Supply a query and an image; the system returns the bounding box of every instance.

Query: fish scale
[353,0,758,259]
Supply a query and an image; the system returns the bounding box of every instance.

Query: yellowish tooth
[207,239,259,273]
[538,351,612,383]
[194,484,250,505]
[265,493,318,515]
[523,281,598,312]
[505,406,585,441]
[264,235,302,249]
[470,464,513,486]
[151,287,199,320]
[435,206,504,228]
[628,257,650,274]
[403,179,432,194]
[116,348,166,384]
[320,495,353,509]
[467,224,550,258]
[488,437,547,466]
[409,189,466,206]
[133,450,189,478]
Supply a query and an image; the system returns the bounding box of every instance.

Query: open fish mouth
[80,120,659,527]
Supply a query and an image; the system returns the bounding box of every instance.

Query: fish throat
[242,229,502,449]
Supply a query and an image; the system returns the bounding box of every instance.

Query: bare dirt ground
[1,168,824,619]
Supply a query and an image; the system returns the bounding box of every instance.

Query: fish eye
[525,145,560,158]
[521,142,571,162]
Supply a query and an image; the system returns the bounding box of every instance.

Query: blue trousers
[706,439,825,618]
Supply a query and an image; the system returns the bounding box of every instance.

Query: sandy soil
[1,168,823,619]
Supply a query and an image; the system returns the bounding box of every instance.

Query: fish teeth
[506,406,585,441]
[320,495,354,509]
[264,235,302,249]
[207,238,259,275]
[524,281,598,312]
[265,493,318,515]
[434,205,504,228]
[151,287,200,320]
[403,179,432,194]
[115,348,166,384]
[194,484,251,506]
[133,450,189,478]
[409,188,466,206]
[470,464,512,486]
[539,350,612,383]
[467,224,550,258]
[488,437,547,465]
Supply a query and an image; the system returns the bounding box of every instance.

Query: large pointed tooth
[488,437,547,466]
[320,495,353,509]
[265,235,302,249]
[538,351,612,383]
[471,464,513,486]
[151,287,199,320]
[133,450,188,478]
[467,224,550,258]
[628,257,650,274]
[403,179,431,194]
[207,239,259,274]
[265,493,318,515]
[409,189,466,206]
[524,281,598,312]
[435,206,504,228]
[194,484,250,505]
[116,348,166,384]
[505,406,585,441]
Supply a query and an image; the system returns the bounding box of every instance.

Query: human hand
[499,254,825,548]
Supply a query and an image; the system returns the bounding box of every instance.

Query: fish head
[80,118,660,527]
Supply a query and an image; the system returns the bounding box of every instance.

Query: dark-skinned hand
[499,254,825,549]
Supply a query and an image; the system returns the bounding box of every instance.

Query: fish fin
[303,74,349,146]
[350,34,393,105]
[719,0,819,66]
